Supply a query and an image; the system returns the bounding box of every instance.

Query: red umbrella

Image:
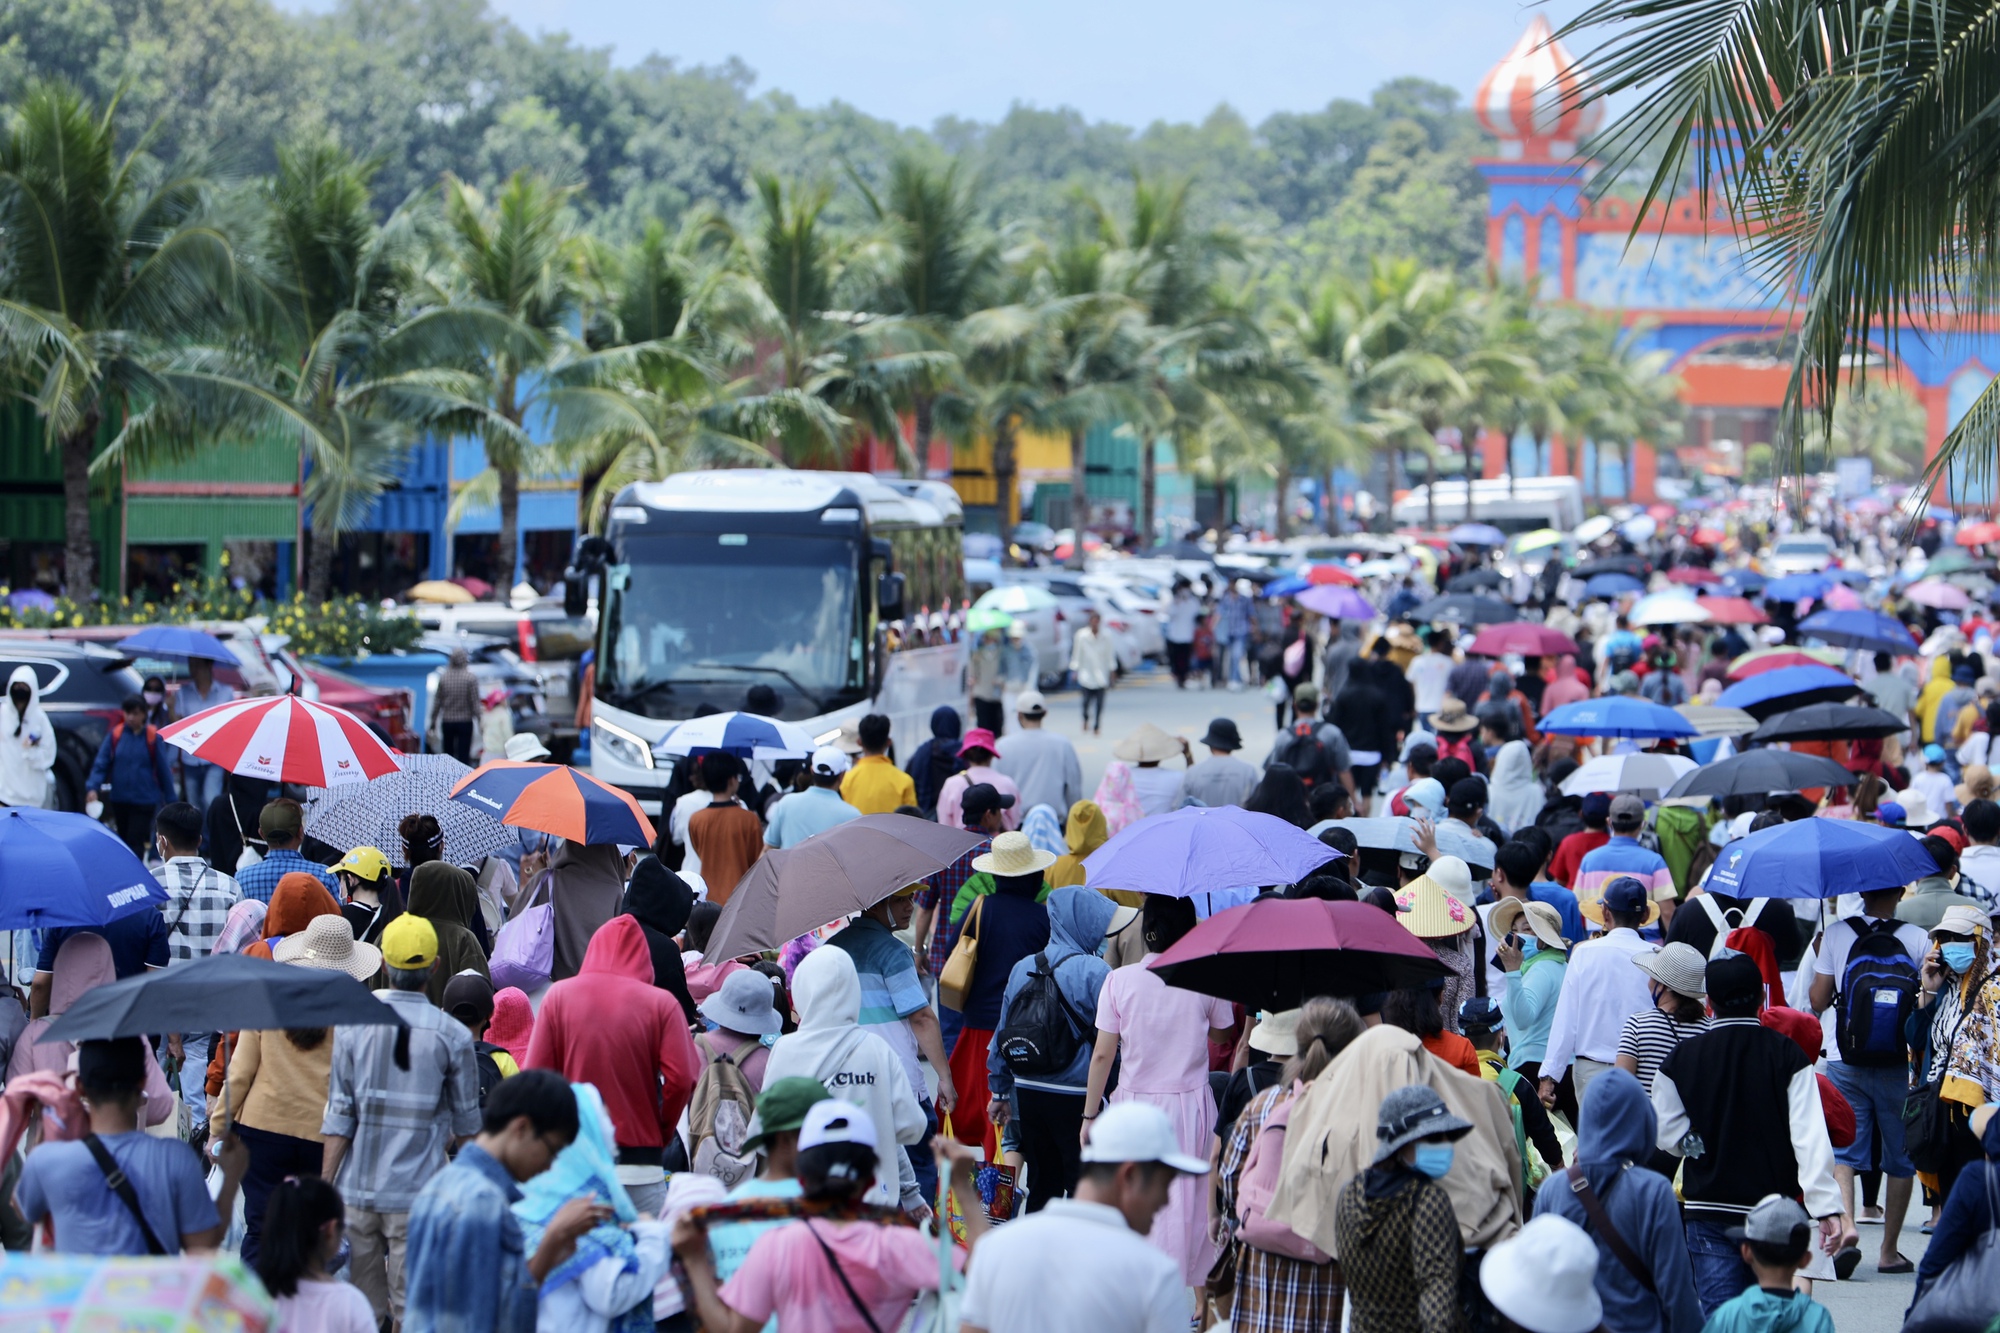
[1147,896,1450,1009]
[162,696,401,788]
[1956,521,2000,547]
[1691,528,1727,545]
[1304,564,1360,586]
[1665,567,1722,586]
[1646,503,1678,522]
[1695,596,1769,625]
[1726,649,1841,681]
[1466,621,1581,658]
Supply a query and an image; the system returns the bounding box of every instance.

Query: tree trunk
[1214,478,1230,532]
[498,465,521,595]
[61,412,100,600]
[1140,432,1156,549]
[577,464,607,535]
[1326,468,1340,534]
[306,528,337,603]
[992,418,1018,535]
[1067,426,1088,570]
[910,392,933,479]
[1620,439,1633,501]
[1273,462,1293,539]
[1462,425,1479,521]
[1424,449,1438,531]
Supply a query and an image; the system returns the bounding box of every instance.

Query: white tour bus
[582,470,971,812]
[1392,475,1585,534]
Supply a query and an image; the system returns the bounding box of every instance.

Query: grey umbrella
[304,753,519,867]
[706,814,986,960]
[42,954,404,1044]
[1317,817,1497,869]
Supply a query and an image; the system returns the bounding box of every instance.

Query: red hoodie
[527,915,699,1151]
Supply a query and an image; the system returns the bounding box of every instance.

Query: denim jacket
[403,1143,538,1333]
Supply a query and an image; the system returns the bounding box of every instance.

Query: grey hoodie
[987,887,1116,1097]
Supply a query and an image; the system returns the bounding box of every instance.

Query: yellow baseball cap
[333,846,391,883]
[381,914,438,971]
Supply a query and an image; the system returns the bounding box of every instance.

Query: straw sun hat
[1394,856,1475,938]
[1113,722,1186,764]
[970,830,1058,877]
[273,913,383,982]
[1431,698,1480,733]
[1490,897,1566,952]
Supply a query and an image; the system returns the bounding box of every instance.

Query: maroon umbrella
[1465,621,1580,658]
[1148,897,1451,1009]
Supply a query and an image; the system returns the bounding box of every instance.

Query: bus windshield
[600,532,862,721]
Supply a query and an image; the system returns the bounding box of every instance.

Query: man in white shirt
[1955,797,2000,913]
[173,655,236,810]
[995,691,1083,815]
[1539,877,1658,1109]
[1069,611,1120,735]
[959,1102,1199,1333]
[1405,631,1456,727]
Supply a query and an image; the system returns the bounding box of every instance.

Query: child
[442,971,517,1106]
[255,1175,376,1333]
[478,686,514,763]
[1460,998,1563,1185]
[1699,1195,1835,1333]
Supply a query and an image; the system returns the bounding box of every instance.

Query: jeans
[1014,1087,1085,1213]
[179,1033,212,1130]
[1826,1060,1915,1175]
[1686,1218,1756,1318]
[237,1121,327,1269]
[181,760,225,812]
[1079,688,1105,730]
[906,1098,939,1207]
[1224,635,1249,684]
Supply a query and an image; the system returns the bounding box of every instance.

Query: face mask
[1942,942,1978,974]
[142,691,164,707]
[1412,1143,1455,1180]
[1520,938,1539,959]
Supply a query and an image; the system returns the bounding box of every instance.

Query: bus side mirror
[563,571,589,617]
[877,572,906,621]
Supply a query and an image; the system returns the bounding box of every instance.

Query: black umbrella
[1411,593,1515,626]
[40,954,406,1044]
[1749,703,1908,744]
[1572,556,1652,580]
[1445,568,1505,593]
[1665,749,1860,799]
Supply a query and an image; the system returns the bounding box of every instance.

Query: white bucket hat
[1480,1215,1604,1333]
[1248,1009,1300,1057]
[970,830,1057,877]
[505,733,552,762]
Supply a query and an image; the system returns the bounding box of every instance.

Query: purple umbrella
[1080,805,1340,899]
[7,589,55,614]
[1295,584,1376,620]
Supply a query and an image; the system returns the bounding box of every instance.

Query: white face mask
[142,691,164,707]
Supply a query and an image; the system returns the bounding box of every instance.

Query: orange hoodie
[525,915,699,1152]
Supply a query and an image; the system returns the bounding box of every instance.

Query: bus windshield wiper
[605,678,678,708]
[684,661,825,712]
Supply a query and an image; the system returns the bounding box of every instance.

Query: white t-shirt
[1165,598,1201,644]
[670,788,712,878]
[959,1198,1186,1333]
[1812,914,1929,1063]
[1129,766,1185,818]
[274,1280,377,1333]
[1407,653,1456,714]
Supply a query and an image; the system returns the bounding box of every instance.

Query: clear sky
[312,0,1601,129]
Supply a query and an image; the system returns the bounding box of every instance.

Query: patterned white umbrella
[161,696,400,787]
[303,754,521,869]
[1558,751,1697,797]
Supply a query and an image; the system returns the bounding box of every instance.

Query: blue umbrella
[1824,567,1873,587]
[1583,572,1645,599]
[7,589,55,614]
[1263,575,1311,599]
[0,808,168,930]
[1538,697,1699,739]
[1720,568,1768,593]
[653,710,815,760]
[1706,817,1938,898]
[114,625,240,664]
[1449,523,1507,547]
[1762,572,1834,602]
[1796,608,1919,655]
[1081,806,1340,899]
[1714,665,1860,718]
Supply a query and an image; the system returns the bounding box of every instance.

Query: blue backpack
[1835,918,1919,1067]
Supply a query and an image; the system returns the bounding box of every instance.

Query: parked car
[999,570,1148,674]
[283,652,419,752]
[407,603,590,730]
[0,637,147,812]
[1762,532,1837,575]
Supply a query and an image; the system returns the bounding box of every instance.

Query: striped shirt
[322,989,483,1212]
[154,857,242,963]
[1574,835,1677,912]
[1616,1007,1709,1094]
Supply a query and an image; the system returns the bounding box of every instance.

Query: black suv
[0,638,147,812]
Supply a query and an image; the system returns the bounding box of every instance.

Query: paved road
[1815,1220,1925,1329]
[1029,661,1287,800]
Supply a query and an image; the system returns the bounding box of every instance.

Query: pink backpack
[1234,1083,1332,1263]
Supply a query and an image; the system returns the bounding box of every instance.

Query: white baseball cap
[1080,1102,1209,1174]
[810,746,850,778]
[798,1099,878,1151]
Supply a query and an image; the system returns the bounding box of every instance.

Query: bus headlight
[593,718,655,771]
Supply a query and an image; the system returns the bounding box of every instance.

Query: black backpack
[472,1041,508,1105]
[997,952,1094,1077]
[1277,721,1333,788]
[1835,919,1920,1067]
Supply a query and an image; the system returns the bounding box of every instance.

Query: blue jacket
[1535,1068,1702,1333]
[86,724,176,806]
[987,887,1116,1096]
[1911,1111,2000,1311]
[403,1143,538,1333]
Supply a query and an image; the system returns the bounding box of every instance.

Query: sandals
[1833,1247,1863,1280]
[1878,1256,1915,1275]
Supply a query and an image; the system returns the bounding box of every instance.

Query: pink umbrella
[1147,897,1450,1008]
[1907,578,1972,610]
[162,697,402,788]
[1694,596,1768,625]
[1665,566,1722,586]
[1466,621,1581,657]
[1821,583,1866,610]
[1295,584,1376,620]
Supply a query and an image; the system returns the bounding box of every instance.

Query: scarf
[1021,804,1068,860]
[514,1084,650,1332]
[1093,762,1144,836]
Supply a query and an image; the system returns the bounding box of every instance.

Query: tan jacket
[218,1028,333,1142]
[1270,1025,1521,1258]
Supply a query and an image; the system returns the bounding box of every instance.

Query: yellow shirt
[840,754,916,815]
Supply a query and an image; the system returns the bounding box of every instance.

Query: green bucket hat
[742,1076,832,1153]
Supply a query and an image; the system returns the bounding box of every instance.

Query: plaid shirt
[235,848,341,905]
[323,989,483,1212]
[154,857,242,963]
[915,838,992,976]
[1219,1085,1347,1333]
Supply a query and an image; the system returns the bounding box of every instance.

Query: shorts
[1825,1060,1914,1177]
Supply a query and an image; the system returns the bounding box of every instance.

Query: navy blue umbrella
[0,808,168,929]
[1705,817,1938,899]
[1763,572,1834,602]
[1715,665,1860,719]
[113,625,240,663]
[1721,568,1769,594]
[1796,609,1919,655]
[1539,697,1699,739]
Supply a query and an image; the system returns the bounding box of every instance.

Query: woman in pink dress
[1083,894,1236,1289]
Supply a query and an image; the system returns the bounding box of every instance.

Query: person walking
[236,799,341,904]
[173,652,235,810]
[687,753,765,906]
[1575,796,1678,927]
[765,746,863,848]
[911,782,1010,1054]
[434,649,482,765]
[83,694,177,855]
[321,915,483,1332]
[844,712,918,815]
[1648,954,1842,1317]
[254,1175,377,1333]
[333,845,403,946]
[1084,894,1237,1288]
[0,664,55,809]
[150,799,240,1136]
[1216,581,1254,691]
[1909,1103,2000,1320]
[988,887,1117,1211]
[1334,1085,1473,1333]
[1071,609,1119,733]
[1479,1216,1611,1333]
[1179,718,1259,809]
[1533,1068,1702,1333]
[995,690,1083,815]
[970,626,1007,735]
[1165,581,1201,689]
[1906,906,1991,1205]
[936,730,1023,834]
[405,862,490,1007]
[1614,944,1710,1177]
[1542,878,1659,1110]
[959,1102,1204,1333]
[903,706,964,819]
[1491,898,1569,1092]
[948,832,1054,1156]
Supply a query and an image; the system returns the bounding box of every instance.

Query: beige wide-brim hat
[971,830,1058,877]
[1113,722,1184,764]
[1957,764,1996,808]
[1632,941,1709,1001]
[1249,1008,1300,1057]
[273,913,384,982]
[1432,697,1480,733]
[1490,897,1567,951]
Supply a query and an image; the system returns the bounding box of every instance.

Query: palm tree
[1823,383,1930,483]
[0,82,243,597]
[1272,272,1380,533]
[1565,311,1684,501]
[1349,260,1475,529]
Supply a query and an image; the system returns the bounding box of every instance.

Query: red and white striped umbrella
[161,696,402,787]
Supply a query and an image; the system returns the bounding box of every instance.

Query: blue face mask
[1412,1143,1455,1179]
[1520,938,1540,960]
[1942,942,1978,974]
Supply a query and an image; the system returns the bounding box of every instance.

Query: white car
[1762,533,1838,575]
[971,584,1071,687]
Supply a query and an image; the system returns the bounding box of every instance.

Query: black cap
[442,970,496,1025]
[961,782,1015,819]
[1447,776,1487,815]
[1200,718,1243,751]
[1459,996,1504,1036]
[1706,952,1766,1006]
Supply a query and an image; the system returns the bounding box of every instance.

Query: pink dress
[1095,959,1233,1286]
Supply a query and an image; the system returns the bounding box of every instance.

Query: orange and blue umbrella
[450,761,657,846]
